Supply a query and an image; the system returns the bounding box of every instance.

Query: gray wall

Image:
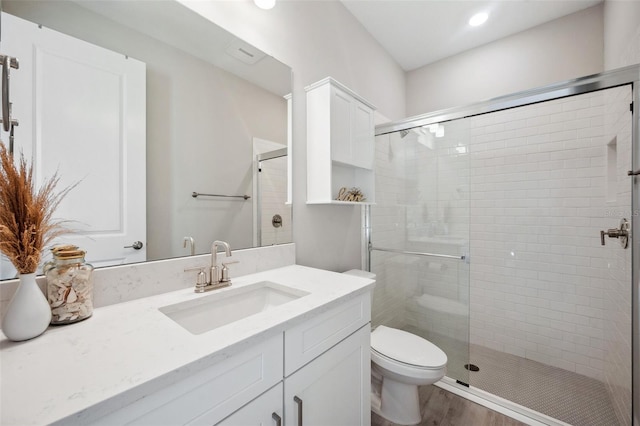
[604,0,640,70]
[406,4,604,116]
[181,0,407,272]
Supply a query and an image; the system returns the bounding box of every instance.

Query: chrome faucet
[183,236,195,256]
[210,240,232,285]
[184,240,237,293]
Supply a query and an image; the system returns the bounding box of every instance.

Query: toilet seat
[371,326,447,369]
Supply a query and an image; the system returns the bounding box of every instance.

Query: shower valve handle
[600,219,629,248]
[601,229,622,244]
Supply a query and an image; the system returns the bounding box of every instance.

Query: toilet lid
[371,326,447,369]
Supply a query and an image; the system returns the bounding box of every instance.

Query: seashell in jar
[53,310,72,321]
[76,270,92,280]
[66,288,78,304]
[51,281,67,290]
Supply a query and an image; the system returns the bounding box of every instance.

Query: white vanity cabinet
[222,323,371,426]
[223,292,371,426]
[92,334,284,426]
[283,292,371,426]
[306,77,376,205]
[283,325,370,426]
[90,292,372,426]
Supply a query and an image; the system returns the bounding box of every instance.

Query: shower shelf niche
[306,77,376,205]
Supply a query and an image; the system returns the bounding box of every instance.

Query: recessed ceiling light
[469,12,489,27]
[254,0,276,10]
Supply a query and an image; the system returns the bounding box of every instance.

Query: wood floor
[371,385,528,426]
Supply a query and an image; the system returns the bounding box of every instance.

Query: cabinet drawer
[284,293,371,376]
[215,383,283,426]
[93,334,283,426]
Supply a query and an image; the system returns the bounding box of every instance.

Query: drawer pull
[294,396,303,426]
[272,412,282,426]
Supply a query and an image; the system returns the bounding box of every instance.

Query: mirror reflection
[0,0,293,279]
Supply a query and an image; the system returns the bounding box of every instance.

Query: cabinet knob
[294,396,303,426]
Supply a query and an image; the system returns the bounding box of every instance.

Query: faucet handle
[220,260,239,283]
[184,266,208,292]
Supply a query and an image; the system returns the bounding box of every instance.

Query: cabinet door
[350,101,374,170]
[217,383,283,426]
[330,86,353,165]
[284,325,370,426]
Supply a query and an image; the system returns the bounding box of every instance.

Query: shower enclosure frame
[365,64,640,425]
[255,147,288,246]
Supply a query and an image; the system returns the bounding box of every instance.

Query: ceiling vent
[225,38,266,65]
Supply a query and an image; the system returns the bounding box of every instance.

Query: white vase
[2,273,51,341]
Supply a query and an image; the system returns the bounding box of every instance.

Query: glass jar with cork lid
[44,245,94,324]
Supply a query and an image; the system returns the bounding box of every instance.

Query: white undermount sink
[159,281,309,335]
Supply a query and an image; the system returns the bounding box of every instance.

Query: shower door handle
[600,218,629,248]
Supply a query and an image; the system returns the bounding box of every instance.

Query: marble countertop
[0,265,375,425]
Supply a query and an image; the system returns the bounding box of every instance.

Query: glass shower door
[369,68,637,425]
[369,119,471,385]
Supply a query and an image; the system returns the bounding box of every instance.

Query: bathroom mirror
[0,0,292,279]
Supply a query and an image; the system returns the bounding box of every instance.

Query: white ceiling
[341,0,602,71]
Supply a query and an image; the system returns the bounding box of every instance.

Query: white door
[0,12,146,275]
[284,326,371,426]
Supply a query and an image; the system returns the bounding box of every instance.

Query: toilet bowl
[341,270,447,425]
[370,325,447,425]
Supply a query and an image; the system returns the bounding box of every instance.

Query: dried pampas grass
[0,144,74,274]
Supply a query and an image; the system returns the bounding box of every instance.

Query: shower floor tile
[469,344,620,426]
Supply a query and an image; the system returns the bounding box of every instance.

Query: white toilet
[371,325,447,424]
[342,270,448,425]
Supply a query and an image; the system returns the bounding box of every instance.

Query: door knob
[124,241,144,250]
[600,218,629,249]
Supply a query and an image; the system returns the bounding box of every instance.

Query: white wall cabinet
[92,292,372,426]
[306,77,376,205]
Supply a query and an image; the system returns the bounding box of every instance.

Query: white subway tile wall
[371,85,632,424]
[469,91,612,380]
[258,156,292,246]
